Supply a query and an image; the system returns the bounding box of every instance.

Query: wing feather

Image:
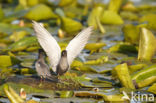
[66,27,93,65]
[32,21,61,72]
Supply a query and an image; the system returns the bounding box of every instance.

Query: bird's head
[38,49,45,58]
[61,50,67,57]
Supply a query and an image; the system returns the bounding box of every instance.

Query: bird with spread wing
[32,21,93,75]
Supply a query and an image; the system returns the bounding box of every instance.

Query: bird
[32,21,93,75]
[35,49,52,81]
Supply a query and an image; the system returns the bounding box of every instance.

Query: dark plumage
[35,49,51,79]
[56,50,69,75]
[32,21,93,76]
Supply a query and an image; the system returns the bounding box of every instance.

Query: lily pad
[148,83,156,94]
[3,85,24,103]
[56,91,74,98]
[138,28,156,61]
[0,55,20,67]
[9,31,29,42]
[85,43,106,51]
[113,63,135,89]
[100,10,124,25]
[131,64,156,87]
[84,56,108,65]
[7,36,39,52]
[129,64,147,74]
[139,13,156,30]
[87,6,104,29]
[120,11,138,21]
[61,17,82,35]
[137,76,156,88]
[24,4,58,21]
[122,24,140,44]
[108,0,122,13]
[27,0,39,7]
[58,0,76,7]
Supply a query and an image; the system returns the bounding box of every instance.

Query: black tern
[35,49,52,80]
[33,21,93,75]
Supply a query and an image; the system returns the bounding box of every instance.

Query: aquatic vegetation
[122,24,140,44]
[25,4,58,21]
[108,0,122,13]
[139,13,156,30]
[114,63,135,89]
[61,17,82,35]
[0,0,156,102]
[7,36,39,52]
[148,83,156,94]
[122,1,138,12]
[131,64,156,88]
[0,55,20,67]
[85,43,106,53]
[0,6,4,20]
[9,31,29,42]
[101,10,124,25]
[87,6,104,29]
[138,28,156,61]
[120,11,138,21]
[4,85,24,103]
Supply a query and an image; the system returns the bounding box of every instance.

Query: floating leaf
[87,6,104,29]
[61,17,82,35]
[138,28,156,61]
[58,0,76,7]
[0,55,20,67]
[9,31,29,42]
[18,0,27,8]
[85,43,106,52]
[71,60,83,68]
[129,64,147,74]
[27,0,38,7]
[114,63,135,89]
[80,81,112,88]
[131,64,156,88]
[100,10,124,25]
[120,11,138,21]
[77,65,97,73]
[108,42,138,53]
[7,37,39,52]
[122,24,140,44]
[56,91,74,98]
[4,85,24,103]
[137,76,156,88]
[103,94,126,102]
[148,83,156,94]
[75,91,126,102]
[25,4,58,21]
[63,6,83,19]
[108,0,122,13]
[84,56,108,65]
[139,13,156,30]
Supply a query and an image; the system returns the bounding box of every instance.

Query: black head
[61,50,67,57]
[38,49,45,58]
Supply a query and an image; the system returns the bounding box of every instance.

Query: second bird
[35,49,51,80]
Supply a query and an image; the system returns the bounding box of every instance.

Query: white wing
[32,21,61,72]
[66,27,93,65]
